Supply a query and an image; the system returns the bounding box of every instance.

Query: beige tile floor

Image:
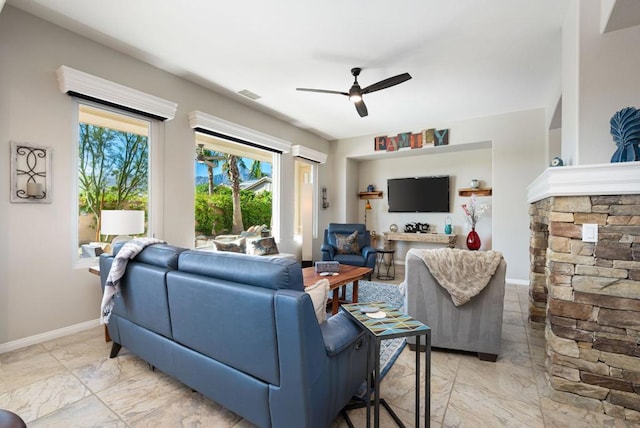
[1,266,637,427]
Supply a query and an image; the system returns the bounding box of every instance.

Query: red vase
[466,228,481,250]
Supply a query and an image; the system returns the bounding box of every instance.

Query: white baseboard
[507,278,529,287]
[0,318,101,355]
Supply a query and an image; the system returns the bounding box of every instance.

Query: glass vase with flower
[462,195,487,250]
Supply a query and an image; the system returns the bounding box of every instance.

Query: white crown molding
[291,145,327,164]
[527,161,640,203]
[189,110,291,153]
[56,66,178,120]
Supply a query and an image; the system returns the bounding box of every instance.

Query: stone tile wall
[529,195,640,421]
[529,198,550,324]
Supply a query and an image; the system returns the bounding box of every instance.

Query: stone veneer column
[529,198,550,324]
[529,194,640,422]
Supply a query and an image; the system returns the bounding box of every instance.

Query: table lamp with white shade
[100,210,145,244]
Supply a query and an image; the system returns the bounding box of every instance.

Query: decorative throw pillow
[213,237,246,253]
[334,231,360,254]
[306,278,329,323]
[244,235,261,255]
[251,237,279,256]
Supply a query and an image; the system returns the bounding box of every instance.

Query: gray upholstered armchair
[321,223,376,270]
[404,249,507,361]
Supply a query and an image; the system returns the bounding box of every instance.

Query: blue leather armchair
[321,223,376,269]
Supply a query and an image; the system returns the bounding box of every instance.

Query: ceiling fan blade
[296,88,349,96]
[354,99,368,117]
[362,72,412,94]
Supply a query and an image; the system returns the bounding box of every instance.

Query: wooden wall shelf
[458,188,492,197]
[384,232,456,248]
[359,191,383,199]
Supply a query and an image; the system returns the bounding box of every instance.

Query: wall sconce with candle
[10,141,52,203]
[321,187,329,209]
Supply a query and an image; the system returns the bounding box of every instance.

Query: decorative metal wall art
[10,141,52,203]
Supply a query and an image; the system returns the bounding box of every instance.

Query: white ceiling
[8,0,571,141]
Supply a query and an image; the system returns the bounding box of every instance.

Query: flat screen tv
[387,176,450,213]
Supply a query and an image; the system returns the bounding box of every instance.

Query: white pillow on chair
[306,279,329,323]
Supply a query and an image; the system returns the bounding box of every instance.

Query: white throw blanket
[409,248,503,306]
[100,237,165,324]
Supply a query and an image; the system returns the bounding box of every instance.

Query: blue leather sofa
[99,244,370,427]
[321,223,376,269]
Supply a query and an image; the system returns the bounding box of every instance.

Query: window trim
[57,66,178,121]
[188,111,291,153]
[291,144,327,164]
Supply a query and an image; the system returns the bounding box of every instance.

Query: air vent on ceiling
[238,89,261,100]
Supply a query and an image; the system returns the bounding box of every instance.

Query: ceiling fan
[296,67,412,117]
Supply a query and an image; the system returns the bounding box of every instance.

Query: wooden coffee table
[302,265,372,315]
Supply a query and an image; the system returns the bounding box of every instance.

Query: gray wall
[331,109,547,284]
[562,0,640,165]
[0,6,329,346]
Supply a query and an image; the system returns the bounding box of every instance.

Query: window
[194,132,274,244]
[75,103,153,263]
[188,110,293,246]
[294,158,318,262]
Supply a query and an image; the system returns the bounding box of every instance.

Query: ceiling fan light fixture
[348,81,362,102]
[296,67,410,117]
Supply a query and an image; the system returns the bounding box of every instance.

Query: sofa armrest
[361,245,376,260]
[320,244,335,261]
[320,311,366,357]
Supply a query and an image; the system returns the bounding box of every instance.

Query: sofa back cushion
[115,263,174,339]
[112,243,185,269]
[168,251,307,385]
[103,248,309,386]
[166,272,283,385]
[177,250,303,291]
[101,244,186,339]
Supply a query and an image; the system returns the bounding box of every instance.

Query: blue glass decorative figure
[610,107,640,163]
[551,156,564,167]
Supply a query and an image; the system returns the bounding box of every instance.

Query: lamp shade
[100,210,145,236]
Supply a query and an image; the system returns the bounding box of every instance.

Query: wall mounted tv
[387,175,450,213]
